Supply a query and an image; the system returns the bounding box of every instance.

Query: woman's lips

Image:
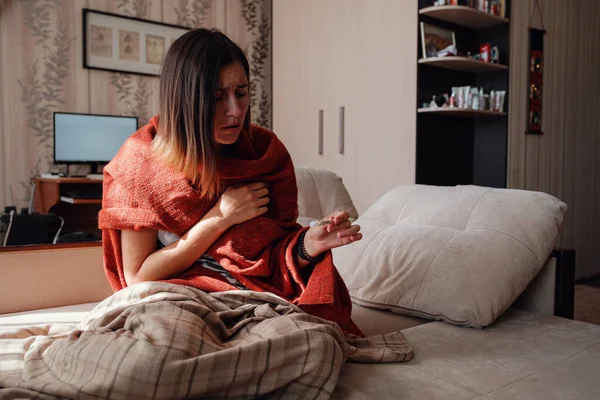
[222,124,241,133]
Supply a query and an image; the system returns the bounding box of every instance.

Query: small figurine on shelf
[475,0,503,16]
[484,94,490,111]
[492,0,503,16]
[429,94,449,109]
[491,46,500,64]
[437,44,457,58]
[429,96,437,109]
[480,43,492,62]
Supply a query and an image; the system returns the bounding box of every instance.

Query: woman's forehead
[218,62,248,86]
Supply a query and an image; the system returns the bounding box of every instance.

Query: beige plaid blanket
[0,282,412,399]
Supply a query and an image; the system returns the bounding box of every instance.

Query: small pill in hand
[309,220,333,227]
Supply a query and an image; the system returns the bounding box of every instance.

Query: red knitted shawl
[98,116,361,336]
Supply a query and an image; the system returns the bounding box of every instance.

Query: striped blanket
[0,282,412,399]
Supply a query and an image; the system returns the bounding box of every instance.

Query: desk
[33,177,102,234]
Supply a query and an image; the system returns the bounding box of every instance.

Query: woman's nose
[226,96,243,117]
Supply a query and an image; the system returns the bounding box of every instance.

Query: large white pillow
[333,185,567,328]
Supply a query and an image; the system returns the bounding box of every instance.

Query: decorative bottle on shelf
[479,88,484,110]
[471,88,479,110]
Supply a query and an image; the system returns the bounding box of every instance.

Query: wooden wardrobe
[272,0,418,214]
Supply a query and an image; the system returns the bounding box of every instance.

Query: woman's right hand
[123,182,269,285]
[212,182,270,227]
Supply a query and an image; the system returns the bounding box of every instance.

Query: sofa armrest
[512,248,575,319]
[294,166,358,223]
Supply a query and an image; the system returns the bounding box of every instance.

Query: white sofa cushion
[294,166,358,226]
[333,185,567,327]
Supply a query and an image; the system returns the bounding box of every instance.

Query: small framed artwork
[420,22,457,59]
[83,8,190,76]
[526,27,545,135]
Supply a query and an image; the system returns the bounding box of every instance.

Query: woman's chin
[215,130,241,144]
[215,136,239,145]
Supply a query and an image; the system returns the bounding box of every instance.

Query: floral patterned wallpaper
[241,0,271,128]
[17,0,75,200]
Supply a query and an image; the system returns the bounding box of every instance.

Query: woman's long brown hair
[152,29,251,199]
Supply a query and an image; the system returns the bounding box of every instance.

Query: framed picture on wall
[83,8,191,76]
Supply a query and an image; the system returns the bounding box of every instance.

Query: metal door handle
[339,106,345,154]
[318,109,324,155]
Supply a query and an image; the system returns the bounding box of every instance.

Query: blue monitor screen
[54,113,138,163]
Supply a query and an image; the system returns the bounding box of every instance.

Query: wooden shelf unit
[418,56,508,73]
[419,5,509,29]
[60,196,102,205]
[418,108,507,118]
[416,0,511,189]
[36,177,102,184]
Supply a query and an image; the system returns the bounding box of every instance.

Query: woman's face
[213,62,249,145]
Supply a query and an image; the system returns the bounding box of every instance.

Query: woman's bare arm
[121,182,270,286]
[121,211,230,286]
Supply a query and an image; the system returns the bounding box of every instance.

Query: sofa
[296,166,599,399]
[1,167,599,399]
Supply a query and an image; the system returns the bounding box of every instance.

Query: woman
[99,29,363,335]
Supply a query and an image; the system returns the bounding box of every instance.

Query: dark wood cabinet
[33,177,102,235]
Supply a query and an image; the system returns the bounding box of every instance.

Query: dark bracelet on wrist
[297,230,315,262]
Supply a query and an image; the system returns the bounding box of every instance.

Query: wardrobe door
[274,0,418,215]
[305,0,329,171]
[272,0,327,171]
[322,0,358,208]
[348,0,418,214]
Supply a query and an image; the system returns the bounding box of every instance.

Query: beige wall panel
[509,0,600,279]
[507,0,528,190]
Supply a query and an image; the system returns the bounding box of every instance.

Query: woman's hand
[303,210,362,258]
[210,182,270,227]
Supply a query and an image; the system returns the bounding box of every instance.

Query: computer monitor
[53,112,138,174]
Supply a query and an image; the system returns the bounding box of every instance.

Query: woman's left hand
[303,210,362,258]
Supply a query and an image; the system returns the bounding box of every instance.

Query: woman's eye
[236,90,248,98]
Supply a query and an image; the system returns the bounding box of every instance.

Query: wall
[508,0,600,280]
[0,0,271,211]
